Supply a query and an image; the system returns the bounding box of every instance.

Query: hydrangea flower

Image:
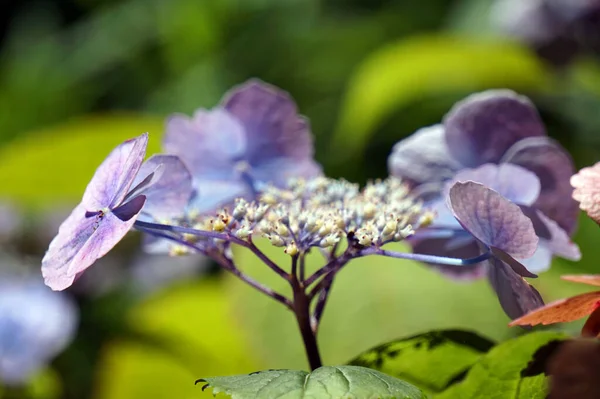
[389,90,580,317]
[389,90,579,272]
[491,0,600,66]
[0,275,77,385]
[41,133,192,290]
[447,181,544,318]
[571,161,600,224]
[163,79,322,213]
[510,275,600,337]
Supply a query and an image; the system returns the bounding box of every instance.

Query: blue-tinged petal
[536,211,581,261]
[444,90,546,167]
[191,179,247,213]
[387,124,461,187]
[163,109,245,179]
[221,79,316,165]
[487,258,545,319]
[0,279,77,384]
[251,157,322,188]
[41,197,145,291]
[447,181,539,259]
[131,155,193,221]
[82,133,148,210]
[502,136,579,235]
[520,244,553,274]
[451,163,541,206]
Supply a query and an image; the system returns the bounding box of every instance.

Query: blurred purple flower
[163,79,322,213]
[0,276,77,385]
[41,134,193,291]
[389,90,579,278]
[492,0,600,66]
[448,182,544,318]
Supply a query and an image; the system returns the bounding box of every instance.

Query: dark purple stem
[137,227,292,309]
[290,274,322,370]
[134,220,289,278]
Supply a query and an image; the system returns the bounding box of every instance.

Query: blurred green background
[2,0,600,398]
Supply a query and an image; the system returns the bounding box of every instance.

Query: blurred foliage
[1,0,600,398]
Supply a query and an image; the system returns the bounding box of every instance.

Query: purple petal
[447,181,539,259]
[387,125,461,187]
[571,161,600,225]
[82,133,148,210]
[444,90,546,167]
[502,136,578,235]
[221,79,317,165]
[450,163,541,206]
[192,179,248,213]
[41,198,145,291]
[112,195,146,222]
[163,109,245,180]
[536,211,581,261]
[520,244,553,274]
[251,157,322,188]
[132,155,193,221]
[487,258,545,319]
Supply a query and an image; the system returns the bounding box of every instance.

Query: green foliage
[436,331,569,398]
[199,365,426,399]
[94,278,262,399]
[349,329,495,395]
[333,35,554,162]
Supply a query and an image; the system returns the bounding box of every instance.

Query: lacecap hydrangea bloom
[41,133,192,290]
[163,79,322,213]
[389,90,581,318]
[41,80,578,373]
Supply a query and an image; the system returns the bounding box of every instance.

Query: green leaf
[0,114,164,208]
[332,35,554,162]
[349,329,495,394]
[226,240,514,371]
[436,332,569,399]
[199,365,426,399]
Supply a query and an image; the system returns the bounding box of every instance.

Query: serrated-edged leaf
[199,366,426,399]
[349,329,495,394]
[333,35,553,161]
[0,114,164,208]
[436,331,569,399]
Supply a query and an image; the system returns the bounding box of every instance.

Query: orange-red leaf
[561,275,600,287]
[509,291,600,327]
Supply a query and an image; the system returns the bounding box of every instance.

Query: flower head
[448,181,544,318]
[41,133,192,290]
[510,274,600,336]
[152,176,430,256]
[163,79,322,213]
[389,90,579,285]
[0,275,77,384]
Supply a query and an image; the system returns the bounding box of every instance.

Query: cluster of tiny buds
[167,177,434,256]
